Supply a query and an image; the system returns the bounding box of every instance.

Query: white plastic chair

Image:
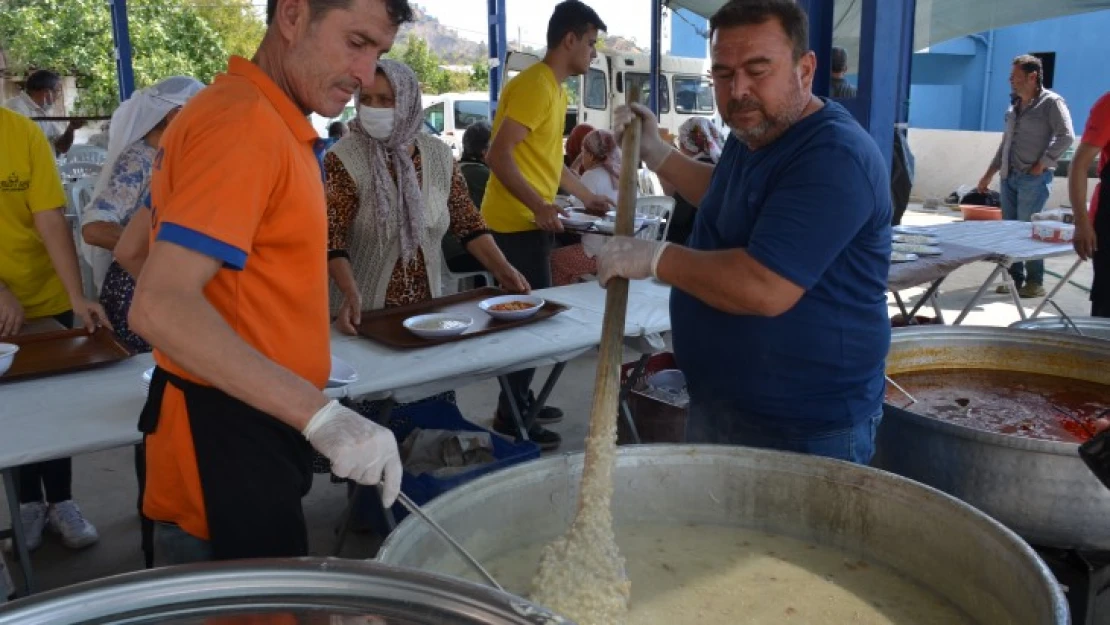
[67,176,103,297]
[635,195,676,241]
[439,254,492,296]
[65,145,108,166]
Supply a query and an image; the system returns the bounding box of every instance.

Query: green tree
[189,0,266,60]
[0,0,232,114]
[391,35,449,94]
[469,60,489,92]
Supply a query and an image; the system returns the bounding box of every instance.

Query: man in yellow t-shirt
[481,0,612,449]
[0,106,110,552]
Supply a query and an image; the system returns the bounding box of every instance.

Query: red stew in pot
[884,370,1107,443]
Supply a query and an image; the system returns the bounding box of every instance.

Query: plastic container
[960,205,1003,221]
[355,400,540,531]
[1032,220,1075,243]
[618,353,689,444]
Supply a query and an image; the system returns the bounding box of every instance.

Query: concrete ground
[0,207,1096,596]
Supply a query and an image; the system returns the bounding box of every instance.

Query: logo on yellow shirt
[0,173,30,192]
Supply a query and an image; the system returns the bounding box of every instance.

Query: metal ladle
[395,492,504,592]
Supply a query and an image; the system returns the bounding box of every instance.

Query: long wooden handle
[579,115,643,492]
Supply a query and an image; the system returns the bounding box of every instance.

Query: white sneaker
[47,501,99,549]
[17,502,48,552]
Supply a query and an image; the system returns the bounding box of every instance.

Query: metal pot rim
[0,558,564,625]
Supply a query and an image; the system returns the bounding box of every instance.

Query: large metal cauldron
[876,326,1110,551]
[0,559,567,624]
[378,445,1066,624]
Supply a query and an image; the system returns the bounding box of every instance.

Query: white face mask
[359,105,394,140]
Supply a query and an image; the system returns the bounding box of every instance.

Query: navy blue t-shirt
[671,99,892,428]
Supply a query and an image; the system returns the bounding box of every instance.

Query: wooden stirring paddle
[529,114,643,624]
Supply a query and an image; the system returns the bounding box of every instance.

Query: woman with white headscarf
[325,60,527,323]
[81,76,203,352]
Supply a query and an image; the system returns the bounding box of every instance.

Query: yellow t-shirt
[0,108,69,319]
[481,62,568,233]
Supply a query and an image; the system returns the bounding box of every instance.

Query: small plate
[479,294,546,321]
[891,252,919,263]
[892,234,939,245]
[559,211,600,229]
[892,243,943,256]
[327,355,358,389]
[403,313,474,339]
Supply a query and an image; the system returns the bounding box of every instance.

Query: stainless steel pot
[1010,316,1110,341]
[0,559,568,624]
[378,445,1067,625]
[876,325,1110,550]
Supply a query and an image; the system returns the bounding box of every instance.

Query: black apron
[139,367,313,560]
[1093,163,1110,318]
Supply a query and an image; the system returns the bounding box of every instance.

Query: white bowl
[559,211,600,229]
[403,313,474,339]
[478,295,546,321]
[0,343,18,377]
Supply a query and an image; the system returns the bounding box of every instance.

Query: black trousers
[492,230,553,428]
[1093,202,1109,318]
[18,311,75,504]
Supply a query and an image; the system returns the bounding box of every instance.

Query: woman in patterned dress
[80,76,203,353]
[324,60,528,415]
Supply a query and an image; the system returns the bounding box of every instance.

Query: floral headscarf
[678,117,725,163]
[352,59,426,261]
[581,129,622,188]
[566,123,595,172]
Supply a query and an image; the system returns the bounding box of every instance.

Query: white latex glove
[613,103,673,172]
[303,401,402,506]
[596,236,671,287]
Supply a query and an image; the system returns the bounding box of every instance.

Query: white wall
[907,128,1097,209]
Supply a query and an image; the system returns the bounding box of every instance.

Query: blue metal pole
[648,0,661,115]
[487,0,507,116]
[796,0,833,98]
[110,0,136,101]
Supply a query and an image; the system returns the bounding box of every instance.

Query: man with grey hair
[4,69,84,155]
[977,54,1075,298]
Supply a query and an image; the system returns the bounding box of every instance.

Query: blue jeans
[685,400,883,465]
[1001,170,1053,285]
[155,522,213,565]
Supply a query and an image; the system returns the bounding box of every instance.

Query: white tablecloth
[539,280,672,336]
[924,220,1076,264]
[1,354,152,469]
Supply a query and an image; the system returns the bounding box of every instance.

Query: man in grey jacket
[977,54,1074,298]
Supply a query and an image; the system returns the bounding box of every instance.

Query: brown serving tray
[0,328,135,383]
[357,287,568,349]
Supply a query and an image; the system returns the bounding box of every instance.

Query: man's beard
[725,82,809,149]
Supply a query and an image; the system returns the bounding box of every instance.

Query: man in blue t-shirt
[596,0,891,463]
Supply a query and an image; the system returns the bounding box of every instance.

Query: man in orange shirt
[129,0,413,562]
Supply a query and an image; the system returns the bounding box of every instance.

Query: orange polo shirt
[143,56,330,541]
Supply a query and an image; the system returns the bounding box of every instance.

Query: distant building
[909,9,1109,132]
[669,8,708,59]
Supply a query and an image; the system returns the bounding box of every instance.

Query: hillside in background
[401,5,489,64]
[406,4,646,63]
